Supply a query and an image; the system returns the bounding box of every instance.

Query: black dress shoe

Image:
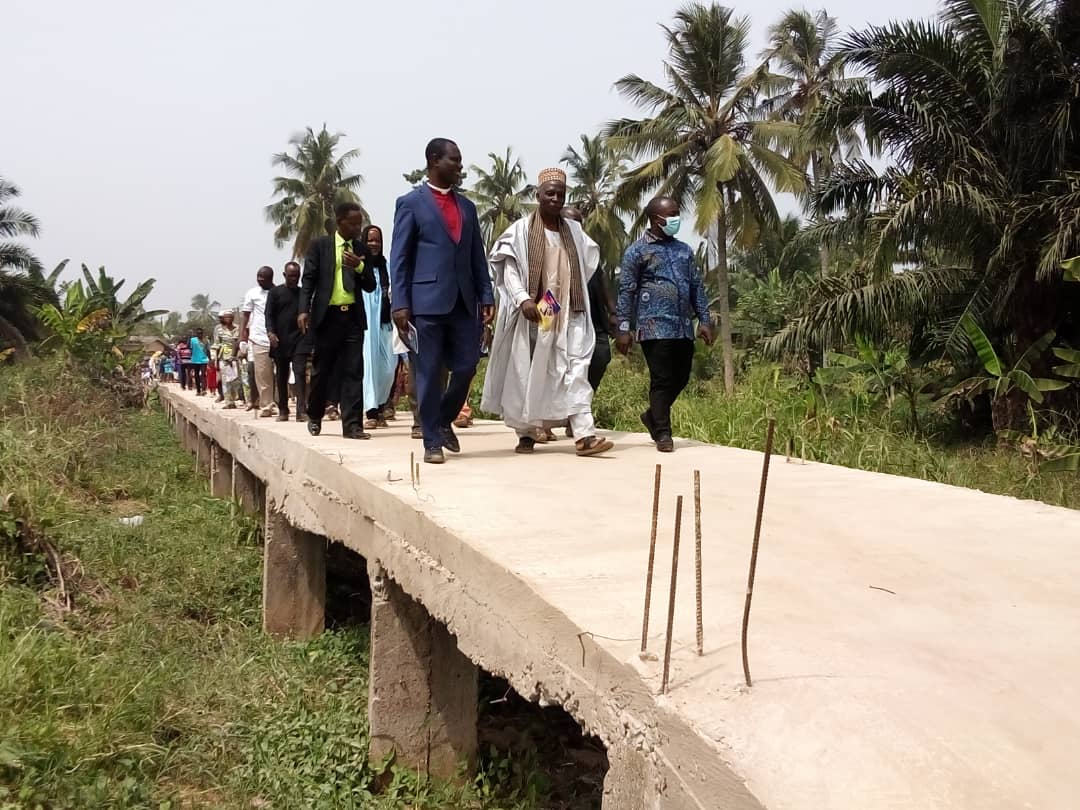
[424,447,446,464]
[308,420,322,436]
[441,426,460,454]
[344,429,371,440]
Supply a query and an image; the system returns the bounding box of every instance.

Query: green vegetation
[0,361,597,809]
[561,135,628,279]
[585,356,1078,508]
[2,0,1078,799]
[607,2,807,393]
[246,0,1080,465]
[265,125,368,260]
[470,148,534,250]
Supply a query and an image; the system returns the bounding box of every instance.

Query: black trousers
[292,353,310,417]
[273,351,308,418]
[640,338,695,437]
[189,363,207,394]
[307,306,365,433]
[589,333,612,392]
[179,362,191,390]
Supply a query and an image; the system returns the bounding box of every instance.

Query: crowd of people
[155,137,714,464]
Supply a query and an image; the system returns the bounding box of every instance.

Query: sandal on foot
[576,436,614,457]
[515,436,536,454]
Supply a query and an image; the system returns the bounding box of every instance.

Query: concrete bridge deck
[161,386,1080,809]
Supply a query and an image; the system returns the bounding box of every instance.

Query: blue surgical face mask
[661,215,681,237]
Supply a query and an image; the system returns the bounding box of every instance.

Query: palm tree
[265,126,367,259]
[607,2,806,392]
[186,293,221,333]
[0,271,44,359]
[759,9,862,275]
[0,178,47,358]
[0,178,41,274]
[730,214,818,283]
[767,0,1080,426]
[470,148,534,248]
[561,134,629,276]
[162,311,184,338]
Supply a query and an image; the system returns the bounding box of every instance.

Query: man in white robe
[481,168,614,457]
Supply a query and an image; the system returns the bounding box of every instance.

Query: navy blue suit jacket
[389,185,494,318]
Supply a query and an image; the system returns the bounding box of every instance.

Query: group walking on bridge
[168,137,714,464]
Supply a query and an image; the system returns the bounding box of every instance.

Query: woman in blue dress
[361,225,397,429]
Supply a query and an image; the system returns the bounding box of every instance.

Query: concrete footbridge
[162,386,1080,809]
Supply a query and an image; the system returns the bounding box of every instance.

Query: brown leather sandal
[576,436,614,457]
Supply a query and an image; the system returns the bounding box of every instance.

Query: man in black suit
[265,260,305,423]
[298,202,376,439]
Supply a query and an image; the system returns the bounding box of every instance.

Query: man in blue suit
[390,138,495,464]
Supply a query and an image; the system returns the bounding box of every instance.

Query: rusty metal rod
[641,464,662,652]
[694,470,703,657]
[741,418,776,688]
[661,495,684,694]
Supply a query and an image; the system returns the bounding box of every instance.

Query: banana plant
[813,337,934,433]
[998,405,1080,475]
[945,315,1068,409]
[1052,346,1080,380]
[35,281,119,366]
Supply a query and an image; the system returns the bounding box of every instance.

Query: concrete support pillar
[186,420,197,454]
[232,458,264,516]
[367,561,478,780]
[262,502,325,639]
[211,444,233,499]
[602,748,651,810]
[196,432,212,477]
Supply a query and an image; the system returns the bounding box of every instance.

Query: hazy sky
[6,0,939,314]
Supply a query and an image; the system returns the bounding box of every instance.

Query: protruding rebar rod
[741,418,776,688]
[641,464,662,652]
[662,495,684,694]
[694,470,703,657]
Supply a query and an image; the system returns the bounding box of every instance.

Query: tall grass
[587,355,1075,508]
[0,361,578,809]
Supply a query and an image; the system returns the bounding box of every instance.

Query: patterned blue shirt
[616,233,712,341]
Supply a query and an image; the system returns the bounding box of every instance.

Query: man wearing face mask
[615,196,714,453]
